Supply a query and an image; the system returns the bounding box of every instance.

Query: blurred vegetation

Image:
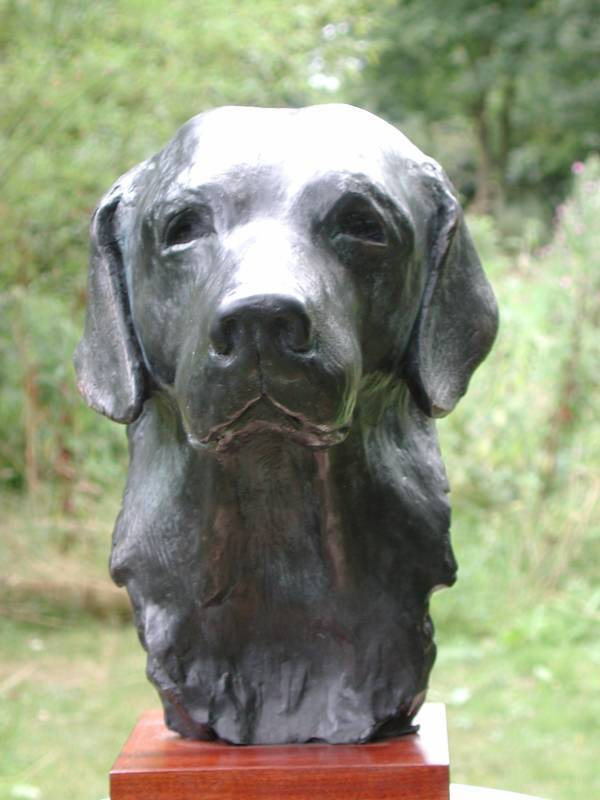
[348,0,600,221]
[0,2,598,799]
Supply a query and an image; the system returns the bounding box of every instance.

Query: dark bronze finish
[75,105,498,744]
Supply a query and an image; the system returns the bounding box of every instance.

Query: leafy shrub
[439,158,599,592]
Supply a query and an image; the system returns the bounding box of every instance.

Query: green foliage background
[1,2,598,799]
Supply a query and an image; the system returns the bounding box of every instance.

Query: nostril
[271,311,312,354]
[210,315,238,356]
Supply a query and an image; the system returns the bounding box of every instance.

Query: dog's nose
[210,295,313,358]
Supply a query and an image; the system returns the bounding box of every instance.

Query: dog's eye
[164,207,214,248]
[330,198,387,246]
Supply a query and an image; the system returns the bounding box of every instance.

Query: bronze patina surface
[75,105,498,744]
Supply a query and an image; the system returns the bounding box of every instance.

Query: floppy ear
[74,164,148,423]
[403,166,499,418]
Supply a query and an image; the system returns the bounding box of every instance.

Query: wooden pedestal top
[110,702,449,800]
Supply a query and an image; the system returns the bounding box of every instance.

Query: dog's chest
[115,408,443,742]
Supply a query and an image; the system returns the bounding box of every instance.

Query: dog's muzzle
[176,291,358,452]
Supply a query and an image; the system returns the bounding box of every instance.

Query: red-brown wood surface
[110,702,449,800]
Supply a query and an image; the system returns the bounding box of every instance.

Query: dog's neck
[112,380,455,609]
[209,436,343,605]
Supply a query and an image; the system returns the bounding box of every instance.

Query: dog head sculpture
[75,105,498,744]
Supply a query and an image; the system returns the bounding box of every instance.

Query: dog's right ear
[74,163,148,423]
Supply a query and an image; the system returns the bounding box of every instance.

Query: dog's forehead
[153,104,431,197]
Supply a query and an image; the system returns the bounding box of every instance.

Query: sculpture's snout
[209,294,314,360]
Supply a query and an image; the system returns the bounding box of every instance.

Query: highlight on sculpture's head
[75,104,498,744]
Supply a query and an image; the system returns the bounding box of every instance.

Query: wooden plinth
[110,702,449,800]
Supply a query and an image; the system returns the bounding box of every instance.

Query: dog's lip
[192,395,349,450]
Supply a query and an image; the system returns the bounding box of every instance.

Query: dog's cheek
[321,326,362,421]
[345,256,405,373]
[130,256,200,388]
[361,253,424,373]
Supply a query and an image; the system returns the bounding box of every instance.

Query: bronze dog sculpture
[75,104,498,744]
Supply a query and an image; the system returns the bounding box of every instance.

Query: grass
[0,618,152,800]
[430,539,600,799]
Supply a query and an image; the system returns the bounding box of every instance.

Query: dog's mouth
[190,396,349,452]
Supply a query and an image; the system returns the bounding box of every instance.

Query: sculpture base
[110,703,449,800]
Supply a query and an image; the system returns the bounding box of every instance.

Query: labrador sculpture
[75,104,498,744]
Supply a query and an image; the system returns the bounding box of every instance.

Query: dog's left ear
[74,162,149,423]
[403,165,499,418]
